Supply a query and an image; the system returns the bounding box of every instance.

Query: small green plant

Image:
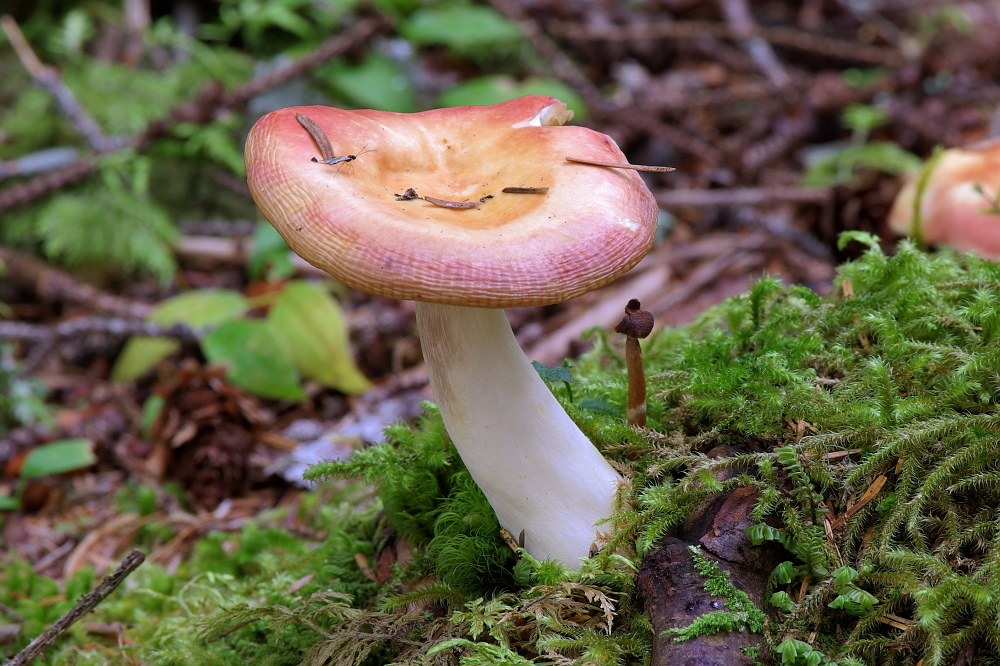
[775,638,837,665]
[112,280,369,400]
[0,439,96,510]
[533,359,576,403]
[803,104,921,186]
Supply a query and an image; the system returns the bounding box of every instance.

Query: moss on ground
[4,235,1000,665]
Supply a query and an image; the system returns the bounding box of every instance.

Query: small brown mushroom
[615,299,654,428]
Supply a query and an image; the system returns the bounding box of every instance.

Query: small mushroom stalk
[416,302,623,567]
[615,299,654,427]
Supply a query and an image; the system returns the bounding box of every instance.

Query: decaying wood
[638,449,786,666]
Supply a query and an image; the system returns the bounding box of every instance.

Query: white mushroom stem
[414,302,623,567]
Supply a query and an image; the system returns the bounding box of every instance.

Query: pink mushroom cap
[889,138,1000,258]
[245,96,658,307]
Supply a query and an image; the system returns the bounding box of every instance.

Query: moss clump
[193,236,1000,664]
[7,236,1000,665]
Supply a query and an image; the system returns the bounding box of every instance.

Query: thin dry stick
[717,0,791,88]
[566,157,676,173]
[653,185,830,207]
[549,19,905,67]
[486,0,603,110]
[0,246,153,318]
[7,317,199,375]
[5,549,145,666]
[488,0,724,165]
[0,318,200,345]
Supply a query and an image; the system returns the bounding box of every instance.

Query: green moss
[7,237,1000,665]
[665,546,766,643]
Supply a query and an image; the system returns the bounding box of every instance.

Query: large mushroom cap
[246,96,658,307]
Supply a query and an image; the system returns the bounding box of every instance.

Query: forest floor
[2,1,1000,660]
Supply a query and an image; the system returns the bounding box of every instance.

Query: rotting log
[638,451,786,666]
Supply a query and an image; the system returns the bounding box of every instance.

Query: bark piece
[638,485,786,666]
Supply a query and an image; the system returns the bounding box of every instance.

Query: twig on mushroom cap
[296,113,336,163]
[421,196,483,209]
[502,186,550,194]
[566,157,676,173]
[295,113,372,168]
[615,299,654,428]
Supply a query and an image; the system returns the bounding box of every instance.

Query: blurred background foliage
[0,0,583,283]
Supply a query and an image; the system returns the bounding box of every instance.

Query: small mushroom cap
[888,139,1000,258]
[246,96,658,307]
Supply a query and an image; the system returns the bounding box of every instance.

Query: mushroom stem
[414,302,623,567]
[623,337,647,427]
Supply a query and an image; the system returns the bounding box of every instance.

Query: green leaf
[268,282,371,394]
[112,337,181,382]
[770,591,795,612]
[837,230,881,251]
[36,185,177,283]
[438,76,588,121]
[0,493,20,510]
[248,223,294,281]
[202,319,306,401]
[842,104,887,133]
[403,6,522,51]
[141,395,165,441]
[319,52,416,112]
[773,560,796,584]
[112,289,249,382]
[150,289,249,328]
[531,360,574,384]
[20,439,97,479]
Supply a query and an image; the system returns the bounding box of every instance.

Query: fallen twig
[717,0,791,89]
[4,549,145,666]
[549,19,906,67]
[0,318,200,376]
[488,0,724,165]
[0,318,199,346]
[174,235,324,276]
[0,246,153,319]
[653,185,830,208]
[0,16,118,153]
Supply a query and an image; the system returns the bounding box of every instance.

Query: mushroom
[615,299,654,428]
[888,138,1000,258]
[245,96,658,566]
